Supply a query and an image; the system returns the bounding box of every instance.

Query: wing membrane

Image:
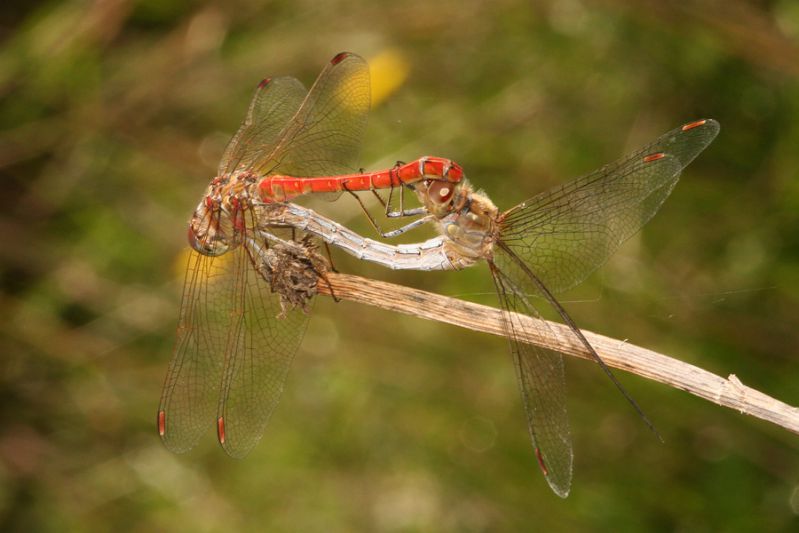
[215,229,311,457]
[220,53,370,182]
[489,252,572,497]
[160,228,309,456]
[219,77,308,176]
[500,119,719,293]
[158,250,240,453]
[258,52,370,178]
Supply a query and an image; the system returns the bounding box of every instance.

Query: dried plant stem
[317,272,799,435]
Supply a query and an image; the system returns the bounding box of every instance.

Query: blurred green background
[2,0,798,531]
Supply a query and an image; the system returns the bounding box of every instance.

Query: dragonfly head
[414,179,464,218]
[188,193,245,256]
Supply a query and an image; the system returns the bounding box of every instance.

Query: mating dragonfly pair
[158,52,719,497]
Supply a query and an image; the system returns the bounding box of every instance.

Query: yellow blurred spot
[369,49,411,107]
[173,247,194,281]
[331,49,408,114]
[172,247,232,284]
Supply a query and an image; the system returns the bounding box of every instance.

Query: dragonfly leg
[372,187,425,217]
[371,188,388,209]
[381,214,436,238]
[381,162,429,218]
[316,268,340,303]
[343,183,388,235]
[386,205,427,218]
[343,183,427,238]
[323,241,339,273]
[398,176,404,214]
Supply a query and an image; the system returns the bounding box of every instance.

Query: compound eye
[428,180,454,204]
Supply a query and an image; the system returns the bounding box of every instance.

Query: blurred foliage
[1,0,798,531]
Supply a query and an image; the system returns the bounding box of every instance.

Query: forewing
[489,252,573,498]
[500,119,719,293]
[254,52,370,179]
[215,235,311,458]
[158,250,239,453]
[219,76,308,176]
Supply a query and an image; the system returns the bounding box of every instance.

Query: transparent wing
[219,76,308,176]
[215,231,311,458]
[158,250,240,453]
[159,234,309,456]
[489,251,572,498]
[500,119,719,293]
[253,52,370,180]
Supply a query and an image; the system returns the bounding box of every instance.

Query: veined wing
[215,227,311,458]
[219,76,308,176]
[255,52,370,179]
[158,249,241,453]
[159,226,309,456]
[489,251,572,498]
[500,119,719,294]
[491,240,661,497]
[221,52,370,181]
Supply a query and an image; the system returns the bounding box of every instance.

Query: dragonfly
[243,119,719,498]
[158,52,464,458]
[187,51,463,259]
[302,118,719,497]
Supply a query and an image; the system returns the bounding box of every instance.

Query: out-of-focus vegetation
[1,0,798,531]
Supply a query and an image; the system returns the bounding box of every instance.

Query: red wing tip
[535,447,549,476]
[331,52,351,65]
[217,417,226,444]
[157,410,166,436]
[643,152,666,163]
[681,119,707,131]
[258,77,271,88]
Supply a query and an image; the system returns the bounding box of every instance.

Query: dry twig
[317,272,799,435]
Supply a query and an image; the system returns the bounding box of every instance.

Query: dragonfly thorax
[414,179,499,261]
[188,172,258,256]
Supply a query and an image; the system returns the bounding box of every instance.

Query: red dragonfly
[158,52,462,457]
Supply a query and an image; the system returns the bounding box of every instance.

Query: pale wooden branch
[317,272,799,435]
